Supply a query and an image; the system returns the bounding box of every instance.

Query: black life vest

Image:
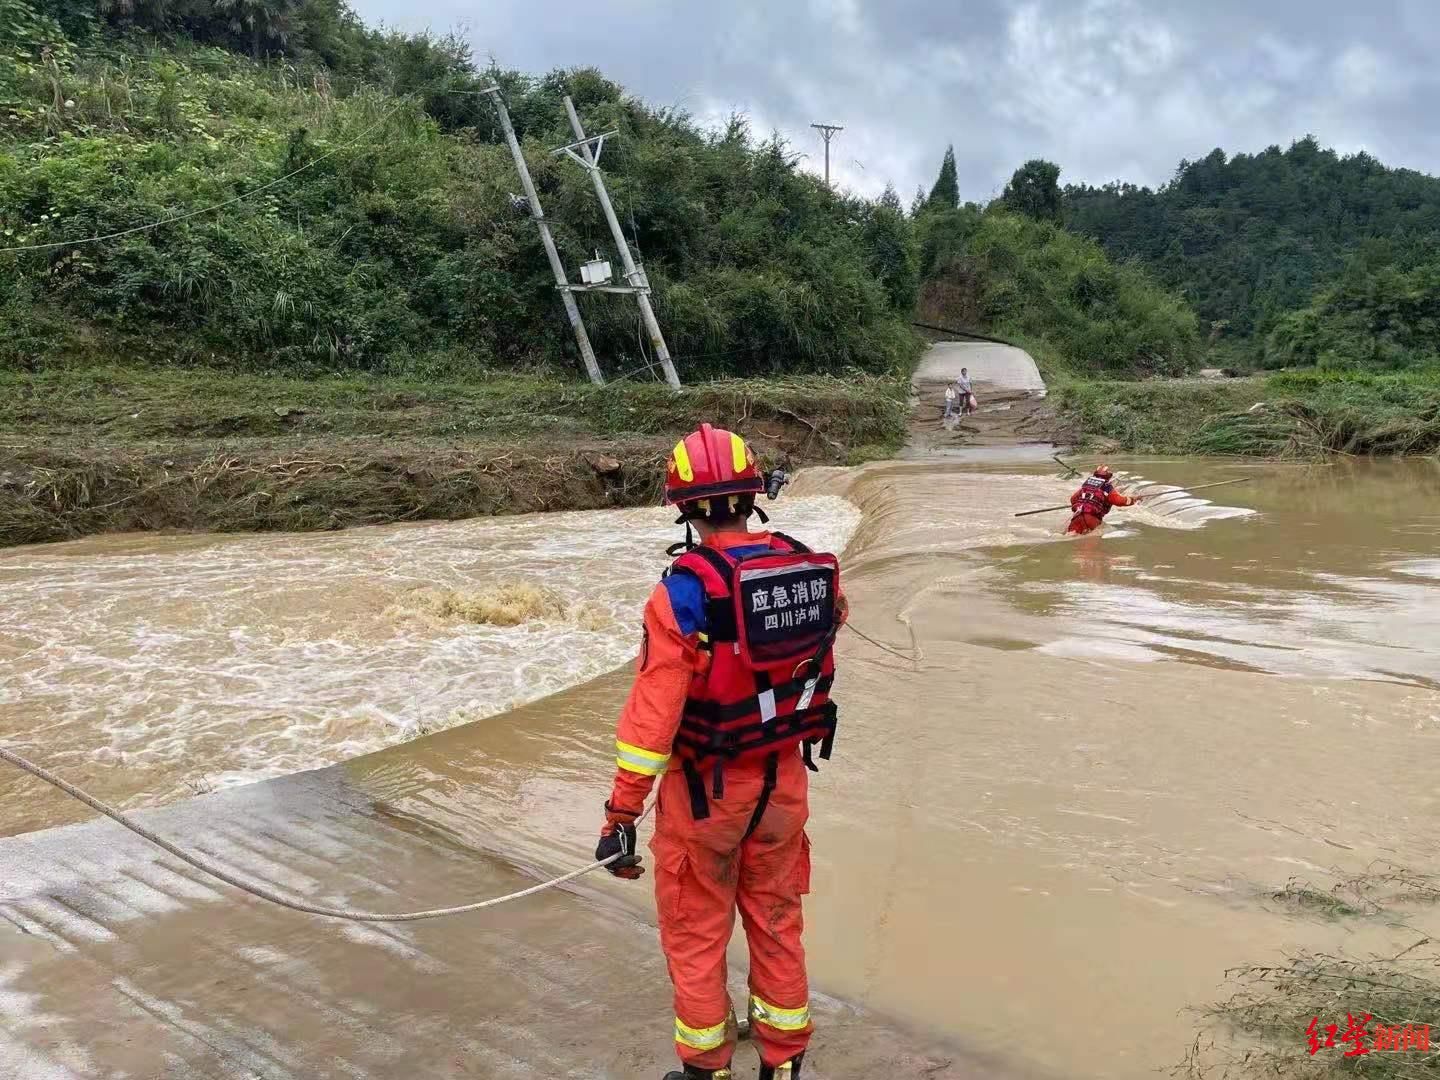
[1073,475,1114,518]
[665,532,840,821]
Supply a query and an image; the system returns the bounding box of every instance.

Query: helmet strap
[665,520,696,558]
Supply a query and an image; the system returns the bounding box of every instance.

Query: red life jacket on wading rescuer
[1071,464,1132,519]
[1072,473,1115,518]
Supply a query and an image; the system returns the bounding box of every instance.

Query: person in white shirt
[943,369,976,424]
[956,368,976,414]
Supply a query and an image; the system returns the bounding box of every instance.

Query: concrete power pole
[810,123,844,189]
[483,86,605,386]
[559,96,682,391]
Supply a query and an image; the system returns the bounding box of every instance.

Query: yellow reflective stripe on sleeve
[749,994,811,1032]
[674,1016,728,1051]
[615,739,667,777]
[672,440,694,482]
[730,432,748,473]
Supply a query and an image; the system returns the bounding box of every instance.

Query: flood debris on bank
[1182,867,1440,1078]
[0,369,906,546]
[1056,372,1440,458]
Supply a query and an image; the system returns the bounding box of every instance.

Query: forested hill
[0,1,920,378]
[1063,138,1440,358]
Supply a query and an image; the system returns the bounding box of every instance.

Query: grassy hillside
[914,203,1201,378]
[0,366,909,545]
[1,2,921,379]
[1056,370,1440,457]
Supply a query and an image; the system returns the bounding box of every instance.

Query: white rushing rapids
[0,496,860,815]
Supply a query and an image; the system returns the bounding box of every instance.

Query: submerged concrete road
[0,756,1000,1079]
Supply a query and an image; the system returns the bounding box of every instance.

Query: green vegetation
[1181,868,1440,1078]
[1270,879,1374,920]
[1268,243,1440,371]
[1056,370,1440,457]
[926,145,960,212]
[0,1,920,379]
[917,200,1201,378]
[1182,947,1440,1077]
[0,365,907,444]
[1001,159,1063,224]
[1065,137,1440,367]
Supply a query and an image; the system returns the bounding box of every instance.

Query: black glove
[596,803,644,879]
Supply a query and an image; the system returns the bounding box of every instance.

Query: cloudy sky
[351,0,1440,201]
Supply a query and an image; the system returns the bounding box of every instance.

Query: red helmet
[1092,464,1114,480]
[665,423,764,510]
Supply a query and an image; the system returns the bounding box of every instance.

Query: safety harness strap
[769,531,811,554]
[671,545,740,643]
[680,544,735,588]
[742,754,780,842]
[683,675,835,723]
[683,759,711,821]
[674,702,838,760]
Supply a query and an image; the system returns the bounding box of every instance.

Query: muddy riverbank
[0,368,906,547]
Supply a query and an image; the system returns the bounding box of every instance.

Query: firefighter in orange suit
[1068,464,1140,535]
[595,424,847,1080]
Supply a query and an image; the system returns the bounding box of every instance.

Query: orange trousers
[652,751,812,1071]
[1067,511,1103,535]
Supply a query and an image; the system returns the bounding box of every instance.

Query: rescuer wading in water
[1068,464,1140,535]
[595,424,847,1080]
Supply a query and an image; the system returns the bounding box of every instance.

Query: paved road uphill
[903,341,1058,457]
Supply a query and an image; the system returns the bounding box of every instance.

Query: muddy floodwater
[0,498,860,835]
[982,457,1440,684]
[2,455,1438,1079]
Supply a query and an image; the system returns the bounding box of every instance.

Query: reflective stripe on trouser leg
[735,753,812,1067]
[749,994,810,1031]
[675,1016,728,1052]
[654,769,742,1070]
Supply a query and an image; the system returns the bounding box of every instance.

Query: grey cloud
[352,0,1440,200]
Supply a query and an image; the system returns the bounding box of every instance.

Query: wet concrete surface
[0,765,1004,1079]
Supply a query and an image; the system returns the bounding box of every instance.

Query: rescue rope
[0,744,651,923]
[843,622,918,663]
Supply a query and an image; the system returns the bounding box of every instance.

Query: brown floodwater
[2,456,1437,1079]
[977,457,1440,685]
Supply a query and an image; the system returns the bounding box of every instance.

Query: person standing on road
[957,367,976,415]
[594,423,847,1080]
[942,368,975,424]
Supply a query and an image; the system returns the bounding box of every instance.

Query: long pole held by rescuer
[1013,477,1252,517]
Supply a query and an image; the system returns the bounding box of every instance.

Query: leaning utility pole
[558,96,682,391]
[810,123,844,189]
[483,86,604,386]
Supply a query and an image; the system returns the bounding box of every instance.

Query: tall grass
[1058,371,1440,457]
